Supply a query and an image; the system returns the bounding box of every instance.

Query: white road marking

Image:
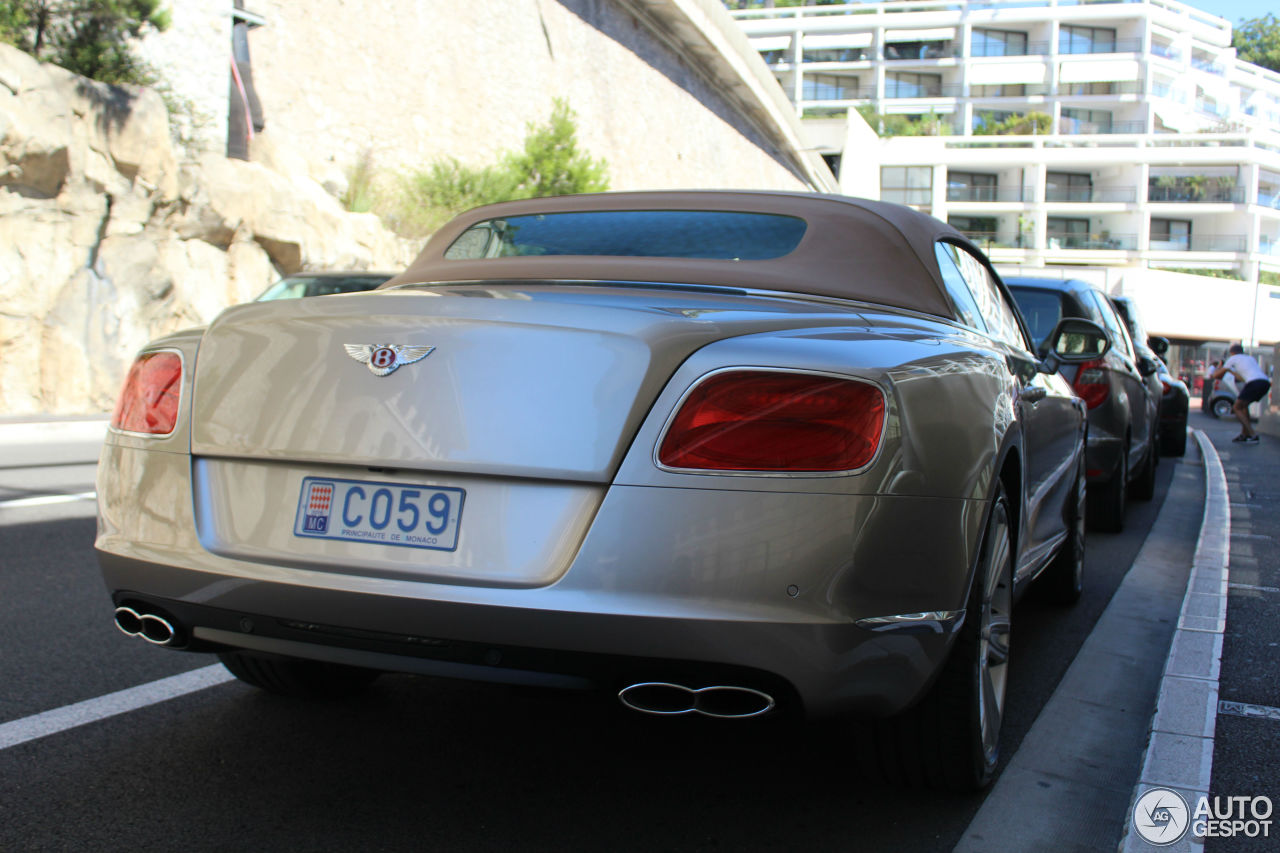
[1228,582,1280,594]
[1219,700,1280,722]
[0,491,97,509]
[0,665,235,751]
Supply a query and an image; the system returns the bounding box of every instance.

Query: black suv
[1007,278,1162,532]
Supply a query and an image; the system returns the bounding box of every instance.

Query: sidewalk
[1123,411,1280,852]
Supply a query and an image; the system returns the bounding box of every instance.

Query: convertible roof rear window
[443,210,808,261]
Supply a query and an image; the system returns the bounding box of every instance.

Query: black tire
[862,487,1014,791]
[1040,457,1085,604]
[218,651,380,698]
[1212,397,1234,419]
[1086,445,1126,533]
[1161,424,1187,457]
[1131,440,1156,502]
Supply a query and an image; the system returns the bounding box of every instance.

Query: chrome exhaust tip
[113,606,177,646]
[617,682,776,719]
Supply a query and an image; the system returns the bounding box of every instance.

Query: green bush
[1,1,169,85]
[352,98,610,238]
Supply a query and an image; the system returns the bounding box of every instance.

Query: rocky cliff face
[0,44,414,415]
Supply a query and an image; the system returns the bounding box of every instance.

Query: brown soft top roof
[382,190,979,318]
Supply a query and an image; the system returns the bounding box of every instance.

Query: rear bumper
[97,442,983,719]
[102,553,958,718]
[1084,432,1124,482]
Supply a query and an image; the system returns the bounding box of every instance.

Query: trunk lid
[190,283,866,481]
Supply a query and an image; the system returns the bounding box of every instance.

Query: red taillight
[1161,380,1172,394]
[1073,359,1111,410]
[111,351,183,435]
[658,370,885,472]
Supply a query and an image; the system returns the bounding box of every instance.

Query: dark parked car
[1007,278,1161,532]
[99,191,1106,791]
[256,271,395,301]
[1109,295,1187,457]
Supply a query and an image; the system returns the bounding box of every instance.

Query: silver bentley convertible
[97,191,1106,790]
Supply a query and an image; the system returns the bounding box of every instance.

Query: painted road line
[1218,700,1280,722]
[0,491,97,509]
[1228,582,1280,594]
[0,665,235,751]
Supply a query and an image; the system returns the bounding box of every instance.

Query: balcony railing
[946,186,1026,202]
[1045,186,1138,203]
[1047,232,1136,250]
[969,84,1050,98]
[957,231,1025,250]
[1151,235,1247,252]
[1150,44,1183,62]
[1060,120,1146,135]
[884,85,964,98]
[965,41,1050,58]
[1059,38,1143,55]
[1191,58,1227,76]
[1192,235,1248,252]
[1148,185,1246,203]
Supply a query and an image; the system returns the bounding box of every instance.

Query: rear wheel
[1040,457,1085,604]
[218,651,380,698]
[1087,445,1126,533]
[1212,397,1234,419]
[861,486,1013,791]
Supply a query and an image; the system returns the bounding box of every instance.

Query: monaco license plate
[293,476,464,552]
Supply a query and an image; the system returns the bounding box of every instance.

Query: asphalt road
[0,451,1184,852]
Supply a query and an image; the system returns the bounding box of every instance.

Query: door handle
[1021,386,1047,404]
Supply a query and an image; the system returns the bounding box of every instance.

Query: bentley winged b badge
[344,344,435,376]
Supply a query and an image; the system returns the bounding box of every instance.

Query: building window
[948,216,999,245]
[948,172,999,202]
[804,47,867,63]
[1061,108,1113,134]
[885,72,943,98]
[1047,217,1091,248]
[1151,219,1191,250]
[1046,172,1092,202]
[822,153,842,180]
[881,166,933,206]
[971,29,1028,57]
[1062,82,1116,96]
[1059,25,1117,55]
[802,74,861,101]
[970,84,1029,98]
[885,40,949,61]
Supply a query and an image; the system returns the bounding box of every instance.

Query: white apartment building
[731,0,1280,350]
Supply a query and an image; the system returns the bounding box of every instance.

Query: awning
[1058,59,1142,83]
[802,32,873,50]
[884,28,955,43]
[968,62,1047,85]
[750,36,792,51]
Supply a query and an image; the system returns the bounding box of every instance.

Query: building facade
[732,0,1280,348]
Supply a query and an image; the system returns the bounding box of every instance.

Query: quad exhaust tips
[618,682,776,719]
[113,606,178,646]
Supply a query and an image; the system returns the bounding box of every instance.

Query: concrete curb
[1119,429,1230,852]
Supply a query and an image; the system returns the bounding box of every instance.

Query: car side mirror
[1148,335,1170,357]
[1038,318,1110,374]
[1137,355,1159,377]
